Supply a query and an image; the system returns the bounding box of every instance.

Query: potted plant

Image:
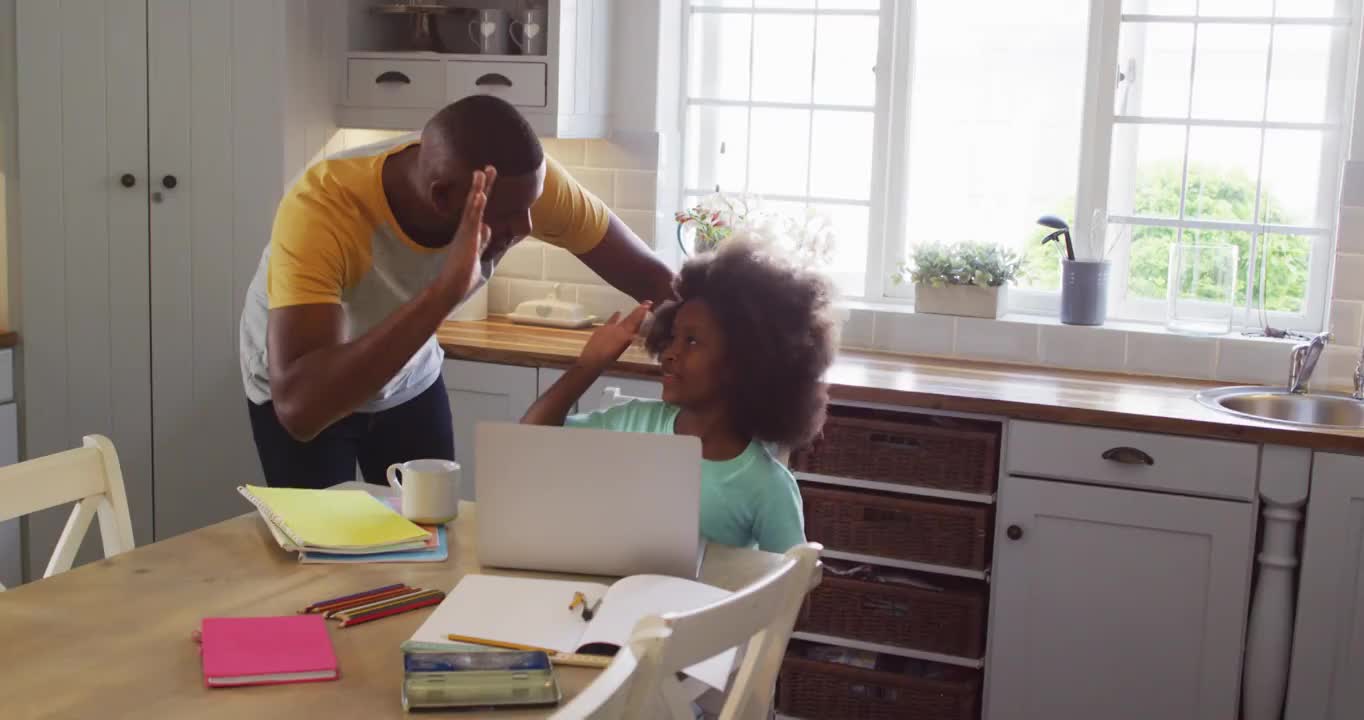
[893,241,1022,319]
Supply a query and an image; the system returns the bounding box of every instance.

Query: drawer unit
[346,58,445,108]
[792,407,1000,495]
[802,483,992,570]
[447,61,548,108]
[1006,421,1258,500]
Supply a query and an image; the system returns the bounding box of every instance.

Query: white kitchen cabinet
[987,475,1255,720]
[17,1,338,570]
[442,359,538,501]
[338,0,612,138]
[537,368,663,415]
[1285,452,1364,720]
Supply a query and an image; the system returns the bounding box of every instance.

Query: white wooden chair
[600,387,792,466]
[561,542,822,720]
[0,435,134,590]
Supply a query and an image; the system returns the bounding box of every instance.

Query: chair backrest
[599,387,791,465]
[549,644,654,720]
[621,542,824,720]
[0,435,134,590]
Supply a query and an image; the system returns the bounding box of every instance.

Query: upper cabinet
[338,0,612,138]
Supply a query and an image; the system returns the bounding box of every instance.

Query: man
[239,96,674,488]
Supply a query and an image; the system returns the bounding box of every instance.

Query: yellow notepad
[238,486,428,551]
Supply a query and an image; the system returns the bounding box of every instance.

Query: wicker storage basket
[777,654,980,720]
[801,484,991,569]
[798,573,987,658]
[792,410,1000,494]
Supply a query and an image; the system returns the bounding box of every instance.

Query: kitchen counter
[0,331,18,349]
[438,318,1364,453]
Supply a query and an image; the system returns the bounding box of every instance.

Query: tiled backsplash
[486,137,660,321]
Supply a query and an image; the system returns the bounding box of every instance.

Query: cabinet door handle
[1006,524,1024,541]
[375,70,411,85]
[475,72,513,87]
[119,173,136,188]
[161,174,178,190]
[1102,446,1155,466]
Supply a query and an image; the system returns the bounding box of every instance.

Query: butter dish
[507,284,598,329]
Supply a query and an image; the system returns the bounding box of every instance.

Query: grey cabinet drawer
[1007,421,1258,500]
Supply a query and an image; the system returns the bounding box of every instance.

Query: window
[680,0,1358,332]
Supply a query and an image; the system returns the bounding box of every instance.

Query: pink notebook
[200,615,339,688]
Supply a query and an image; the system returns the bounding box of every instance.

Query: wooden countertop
[438,318,1364,454]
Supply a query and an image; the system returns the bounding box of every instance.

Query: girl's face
[659,299,730,409]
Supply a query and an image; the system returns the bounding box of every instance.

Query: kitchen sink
[1196,386,1364,429]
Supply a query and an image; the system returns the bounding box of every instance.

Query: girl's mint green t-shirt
[565,400,806,553]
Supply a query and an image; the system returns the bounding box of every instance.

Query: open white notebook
[410,574,737,691]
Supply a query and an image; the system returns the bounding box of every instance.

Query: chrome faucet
[1353,346,1363,401]
[1288,331,1332,394]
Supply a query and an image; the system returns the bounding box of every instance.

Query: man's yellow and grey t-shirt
[239,134,610,412]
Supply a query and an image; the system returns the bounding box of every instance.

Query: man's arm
[577,214,676,305]
[268,170,494,442]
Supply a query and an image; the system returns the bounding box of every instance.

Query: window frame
[676,0,1360,332]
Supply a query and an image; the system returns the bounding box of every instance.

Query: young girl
[521,240,838,553]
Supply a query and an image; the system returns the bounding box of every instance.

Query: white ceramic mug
[386,459,461,524]
[510,8,547,55]
[468,9,510,55]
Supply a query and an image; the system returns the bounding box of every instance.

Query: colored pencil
[446,634,559,654]
[301,583,404,613]
[339,594,445,628]
[332,589,444,621]
[316,586,415,617]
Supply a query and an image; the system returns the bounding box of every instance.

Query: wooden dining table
[0,494,783,719]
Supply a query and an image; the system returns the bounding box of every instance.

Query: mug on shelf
[510,8,547,55]
[468,8,510,55]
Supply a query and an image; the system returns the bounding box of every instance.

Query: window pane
[819,0,879,8]
[1260,129,1329,227]
[811,203,869,296]
[1183,229,1253,308]
[1107,123,1187,218]
[755,0,815,7]
[685,105,750,192]
[1184,126,1262,223]
[900,0,1088,265]
[1199,0,1271,15]
[1279,0,1340,17]
[1116,22,1193,118]
[1266,26,1339,124]
[692,0,753,7]
[1122,0,1194,13]
[1125,224,1179,301]
[688,13,752,100]
[809,110,874,200]
[813,15,878,106]
[748,108,811,195]
[1190,24,1270,121]
[751,14,815,103]
[1253,234,1313,313]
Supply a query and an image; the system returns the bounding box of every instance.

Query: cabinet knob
[1006,524,1024,541]
[119,173,136,188]
[475,72,513,88]
[374,70,411,85]
[161,174,178,190]
[1102,446,1155,466]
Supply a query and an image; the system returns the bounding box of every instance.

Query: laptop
[474,422,707,579]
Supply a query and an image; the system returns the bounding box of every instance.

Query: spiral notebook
[237,485,428,553]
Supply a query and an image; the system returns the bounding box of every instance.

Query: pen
[582,597,603,621]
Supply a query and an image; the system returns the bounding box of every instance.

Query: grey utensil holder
[1061,260,1110,326]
